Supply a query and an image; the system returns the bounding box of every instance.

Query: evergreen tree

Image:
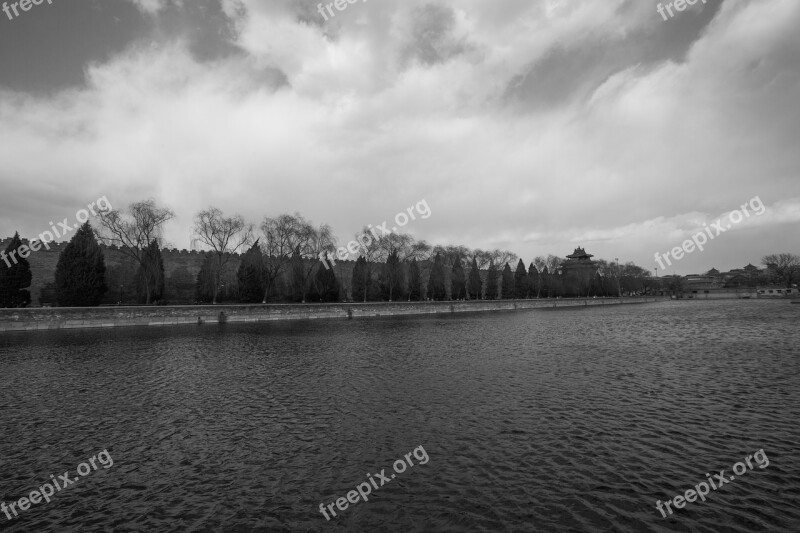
[501,263,515,299]
[290,247,305,302]
[352,256,368,302]
[0,232,32,308]
[54,222,107,307]
[485,261,498,300]
[136,239,164,304]
[427,253,446,300]
[408,259,421,301]
[450,256,466,300]
[237,240,265,303]
[467,256,482,300]
[194,254,217,303]
[312,262,339,302]
[514,259,528,298]
[540,266,550,298]
[528,263,540,298]
[380,250,405,301]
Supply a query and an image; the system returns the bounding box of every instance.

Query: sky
[1,0,799,275]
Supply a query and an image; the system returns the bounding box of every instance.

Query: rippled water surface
[1,300,799,532]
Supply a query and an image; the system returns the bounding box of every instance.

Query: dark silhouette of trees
[467,256,482,300]
[352,256,368,302]
[380,250,405,301]
[194,254,217,303]
[514,259,527,298]
[528,263,539,298]
[0,232,32,308]
[55,222,107,307]
[96,199,173,305]
[485,261,498,300]
[193,207,253,304]
[312,262,339,302]
[501,263,515,299]
[427,253,446,300]
[408,259,422,301]
[237,240,265,303]
[450,256,466,300]
[762,253,800,288]
[136,240,164,303]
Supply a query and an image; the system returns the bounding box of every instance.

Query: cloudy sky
[1,0,798,274]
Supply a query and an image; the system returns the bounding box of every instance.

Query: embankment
[0,297,667,333]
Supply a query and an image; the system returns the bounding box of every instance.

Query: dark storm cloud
[0,0,145,93]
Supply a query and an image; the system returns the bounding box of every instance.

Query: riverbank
[0,297,667,333]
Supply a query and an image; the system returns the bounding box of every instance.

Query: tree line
[2,198,798,307]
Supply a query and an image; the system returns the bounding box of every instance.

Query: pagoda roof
[566,246,594,259]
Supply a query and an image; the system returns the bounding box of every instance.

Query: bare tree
[373,233,431,263]
[295,222,336,302]
[192,207,254,304]
[96,199,175,304]
[762,253,800,287]
[260,213,334,302]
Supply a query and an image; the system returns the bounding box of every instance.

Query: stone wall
[0,297,666,332]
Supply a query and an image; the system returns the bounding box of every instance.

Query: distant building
[562,247,598,296]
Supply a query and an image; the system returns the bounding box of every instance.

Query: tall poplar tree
[528,263,540,298]
[351,256,368,302]
[467,256,482,300]
[237,240,265,303]
[514,259,528,298]
[450,257,466,300]
[0,232,32,308]
[380,250,404,301]
[485,261,498,300]
[408,259,421,301]
[501,263,515,299]
[54,222,107,307]
[313,262,339,302]
[136,239,164,303]
[427,253,446,300]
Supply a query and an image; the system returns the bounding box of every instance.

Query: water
[1,300,799,532]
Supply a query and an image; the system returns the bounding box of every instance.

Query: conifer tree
[352,255,368,302]
[540,266,550,298]
[380,250,405,301]
[467,256,482,300]
[427,253,446,300]
[514,259,528,298]
[237,240,265,303]
[406,259,421,301]
[290,247,305,302]
[450,256,466,300]
[194,254,217,303]
[501,263,515,299]
[528,263,540,298]
[54,222,107,307]
[313,262,339,302]
[136,239,164,303]
[0,232,32,308]
[485,261,498,300]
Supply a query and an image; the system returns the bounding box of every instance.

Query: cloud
[0,0,798,273]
